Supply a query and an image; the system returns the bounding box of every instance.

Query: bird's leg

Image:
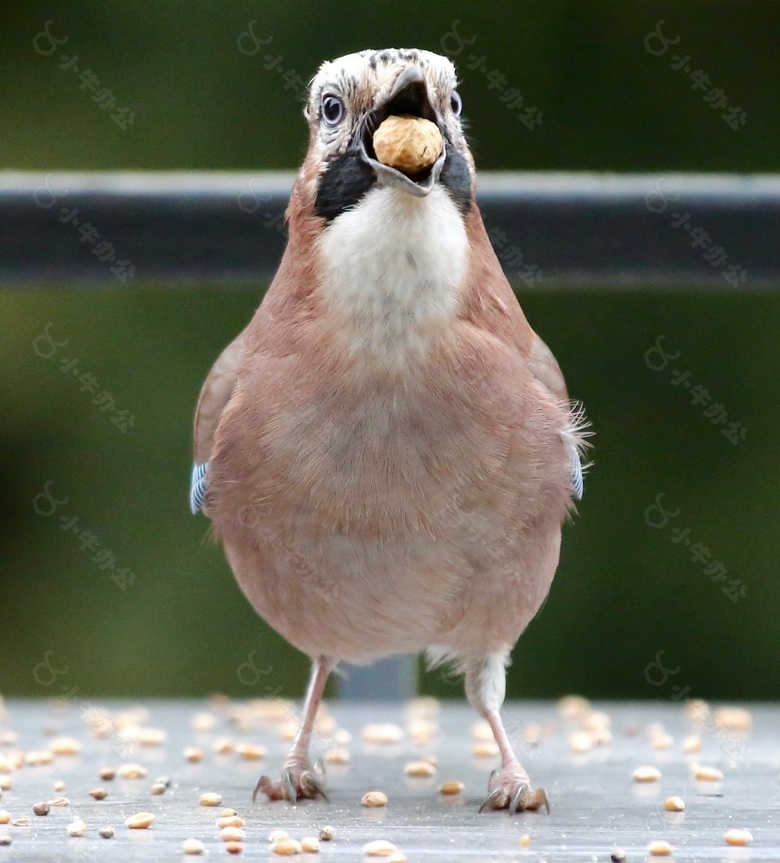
[464,652,550,815]
[253,655,333,803]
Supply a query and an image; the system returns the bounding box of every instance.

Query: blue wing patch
[190,462,208,514]
[570,445,584,500]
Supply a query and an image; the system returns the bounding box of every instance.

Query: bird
[191,47,589,815]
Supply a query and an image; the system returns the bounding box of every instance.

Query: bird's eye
[450,91,463,116]
[321,94,345,126]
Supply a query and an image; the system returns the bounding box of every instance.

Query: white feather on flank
[426,649,510,713]
[317,185,468,369]
[560,400,593,502]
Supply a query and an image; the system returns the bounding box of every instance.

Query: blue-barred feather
[570,445,584,500]
[190,462,208,514]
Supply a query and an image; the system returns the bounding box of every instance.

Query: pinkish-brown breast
[205,313,573,663]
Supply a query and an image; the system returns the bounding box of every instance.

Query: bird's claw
[253,760,329,804]
[479,769,549,814]
[478,786,504,813]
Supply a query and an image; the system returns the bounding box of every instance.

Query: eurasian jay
[191,47,588,814]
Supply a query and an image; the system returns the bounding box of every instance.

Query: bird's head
[296,48,475,222]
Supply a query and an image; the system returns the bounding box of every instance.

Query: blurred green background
[1,2,778,701]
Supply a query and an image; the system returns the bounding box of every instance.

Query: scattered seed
[51,737,82,756]
[184,747,204,763]
[648,840,673,856]
[363,839,399,856]
[362,724,404,744]
[89,788,108,800]
[632,765,661,782]
[714,707,752,731]
[118,763,147,780]
[318,825,335,841]
[213,737,234,754]
[236,743,265,761]
[471,720,493,741]
[301,836,320,853]
[150,783,166,795]
[271,838,302,855]
[0,835,10,847]
[67,819,87,837]
[583,710,611,731]
[0,779,10,791]
[568,731,593,754]
[268,829,290,843]
[221,808,238,818]
[405,695,440,718]
[406,718,437,743]
[221,827,246,842]
[136,727,167,746]
[652,733,674,750]
[199,792,222,807]
[334,728,351,744]
[664,796,685,812]
[99,767,116,781]
[0,812,8,825]
[32,802,50,816]
[12,817,31,827]
[191,711,217,732]
[25,749,54,765]
[558,694,590,719]
[99,826,114,839]
[646,722,666,738]
[724,828,753,846]
[472,741,500,758]
[682,735,702,753]
[279,720,299,741]
[685,699,709,722]
[125,812,155,829]
[387,854,408,863]
[217,816,246,829]
[519,833,531,848]
[610,849,627,862]
[48,797,69,807]
[439,780,465,796]
[361,791,388,807]
[53,780,66,792]
[589,726,612,746]
[183,837,206,855]
[694,765,723,781]
[325,746,350,764]
[225,841,243,854]
[404,760,436,777]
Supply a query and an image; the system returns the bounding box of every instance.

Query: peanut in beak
[372,114,443,177]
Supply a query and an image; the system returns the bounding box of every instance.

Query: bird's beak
[358,65,447,198]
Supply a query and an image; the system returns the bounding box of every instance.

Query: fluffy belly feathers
[207,344,572,662]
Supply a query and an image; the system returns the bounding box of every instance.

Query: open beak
[358,66,446,198]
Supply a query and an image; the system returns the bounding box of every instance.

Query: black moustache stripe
[314,145,473,223]
[440,148,473,216]
[315,152,377,222]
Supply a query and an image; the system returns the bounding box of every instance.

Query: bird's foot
[253,758,328,804]
[478,767,550,815]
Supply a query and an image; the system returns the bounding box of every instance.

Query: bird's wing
[460,208,588,500]
[190,333,246,514]
[527,333,568,402]
[528,334,588,500]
